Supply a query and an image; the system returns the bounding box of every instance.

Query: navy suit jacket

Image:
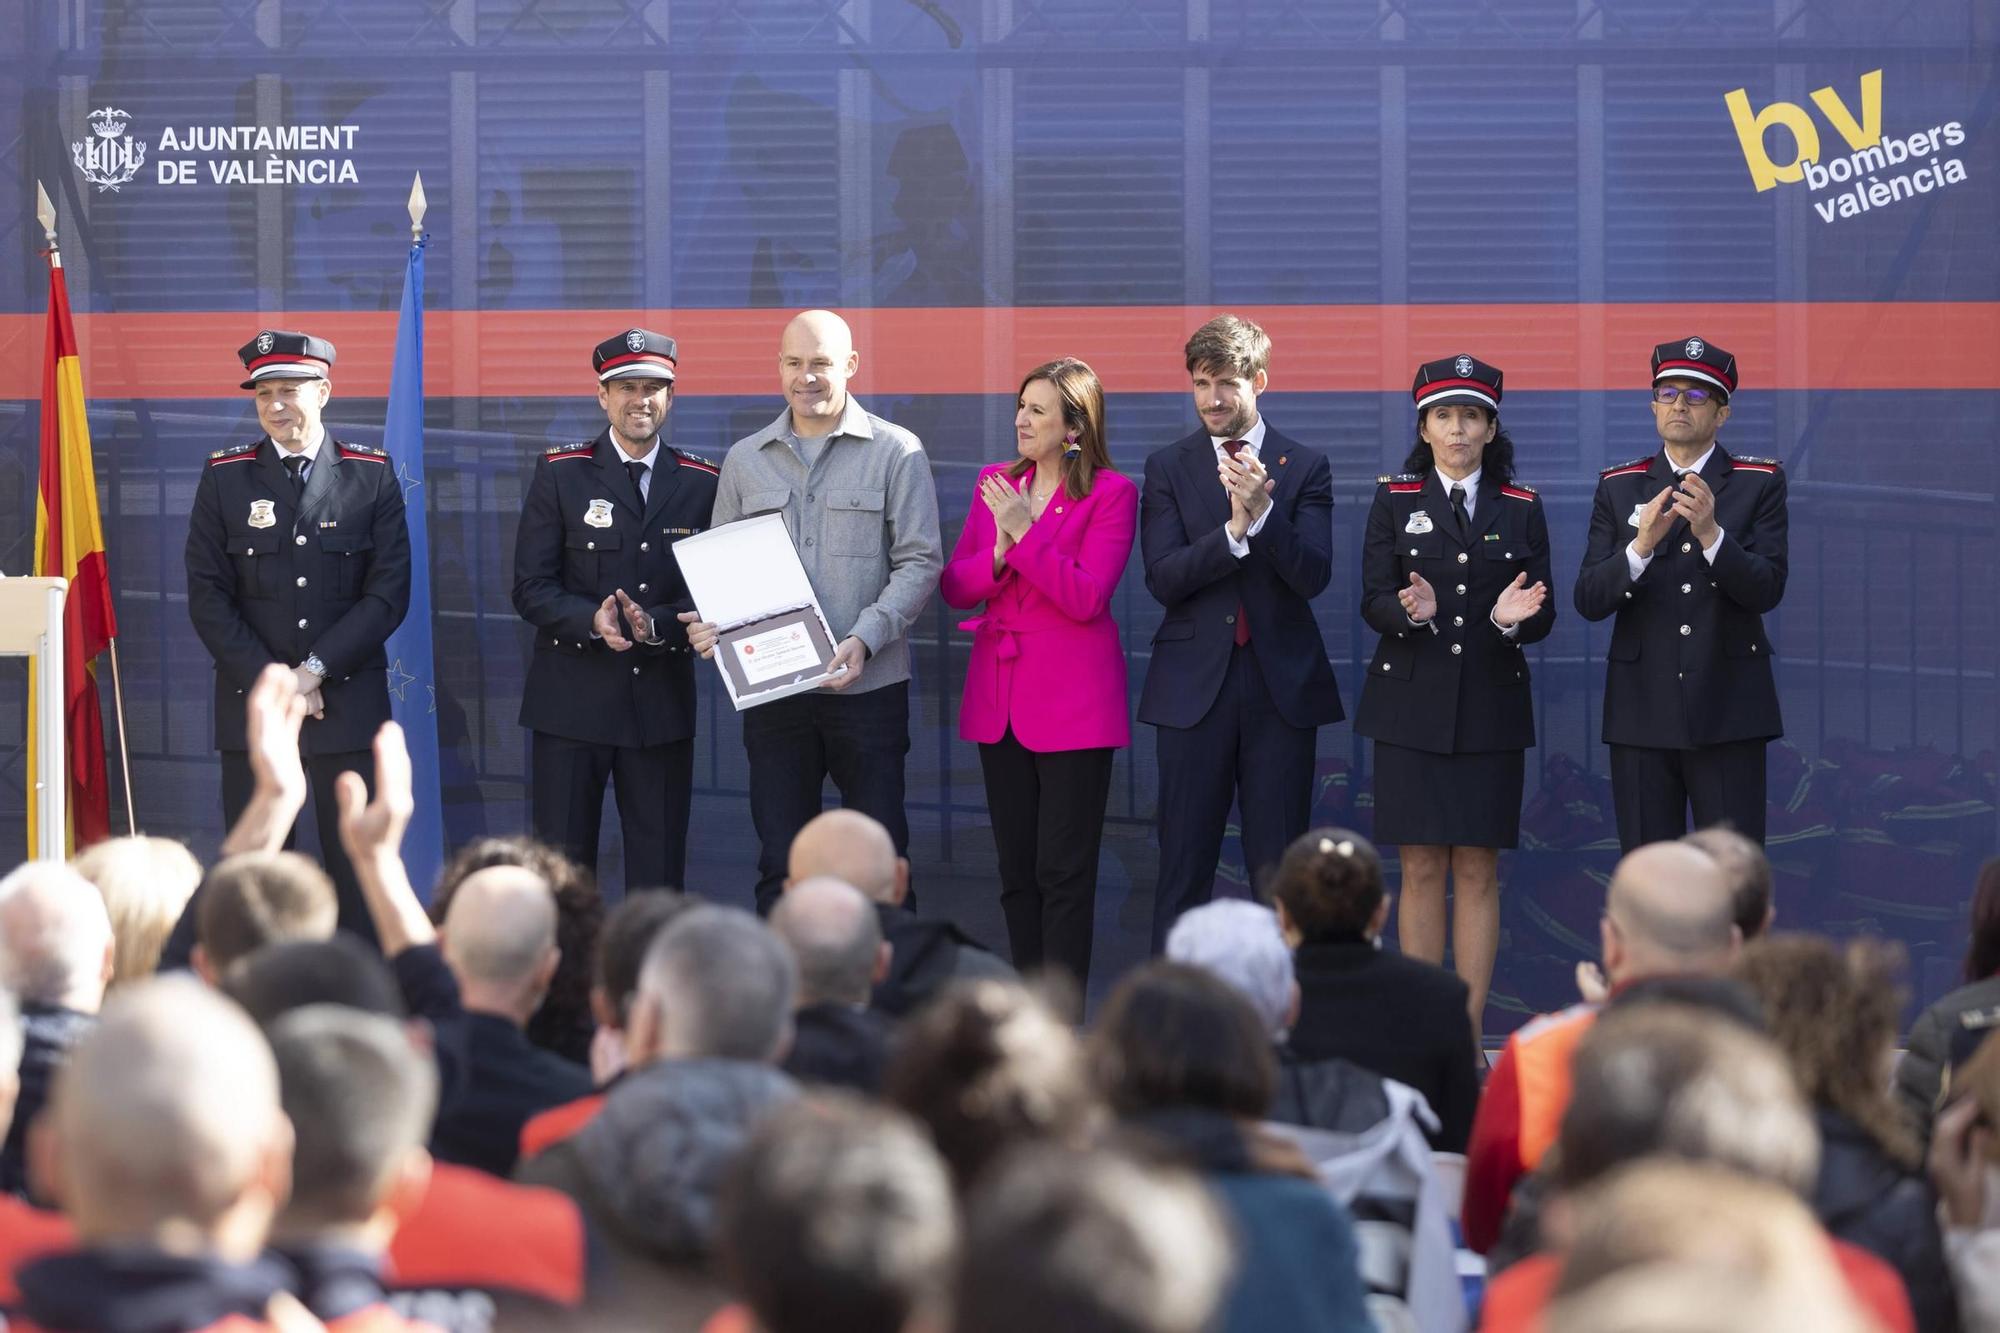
[1136,423,1343,730]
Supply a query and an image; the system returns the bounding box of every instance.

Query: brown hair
[1182,314,1271,380]
[1683,825,1775,942]
[1733,933,1919,1169]
[197,851,337,975]
[1963,856,2000,983]
[1267,827,1385,944]
[1008,357,1113,499]
[1089,961,1276,1122]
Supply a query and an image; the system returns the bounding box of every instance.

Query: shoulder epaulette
[207,441,260,466]
[335,441,388,463]
[1731,455,1782,472]
[1500,483,1538,500]
[672,447,721,476]
[1376,473,1421,485]
[544,440,595,461]
[1600,455,1653,478]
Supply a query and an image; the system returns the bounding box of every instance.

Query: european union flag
[383,234,445,898]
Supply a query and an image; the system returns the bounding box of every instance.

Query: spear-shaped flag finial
[408,172,427,241]
[36,180,58,250]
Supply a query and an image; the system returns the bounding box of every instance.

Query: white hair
[1164,900,1293,1040]
[0,861,113,1009]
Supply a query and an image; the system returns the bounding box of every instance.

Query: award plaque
[672,513,843,708]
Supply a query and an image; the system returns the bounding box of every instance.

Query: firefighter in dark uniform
[512,330,718,895]
[1354,355,1553,1037]
[1574,337,1788,850]
[184,330,411,943]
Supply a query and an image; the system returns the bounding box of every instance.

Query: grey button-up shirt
[713,397,943,692]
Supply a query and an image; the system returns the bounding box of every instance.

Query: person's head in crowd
[787,809,909,907]
[223,936,406,1027]
[71,835,202,989]
[1545,1164,1873,1333]
[625,905,797,1066]
[1266,828,1387,947]
[1551,1003,1816,1204]
[1734,934,1919,1168]
[32,975,292,1256]
[1682,825,1776,941]
[771,877,890,1008]
[1962,856,2000,985]
[193,851,337,984]
[1600,840,1738,988]
[0,989,23,1138]
[439,864,560,1027]
[433,835,602,1060]
[265,1005,437,1248]
[591,889,694,1033]
[0,862,115,1015]
[1090,961,1276,1125]
[1552,1160,1880,1320]
[955,1145,1231,1333]
[884,979,1100,1193]
[717,1095,957,1333]
[1164,900,1298,1042]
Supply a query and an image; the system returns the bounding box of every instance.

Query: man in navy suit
[1138,315,1344,947]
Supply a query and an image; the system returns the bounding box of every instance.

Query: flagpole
[38,180,137,838]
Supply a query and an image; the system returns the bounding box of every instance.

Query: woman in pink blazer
[941,357,1137,987]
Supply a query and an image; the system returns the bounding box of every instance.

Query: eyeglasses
[1654,385,1717,405]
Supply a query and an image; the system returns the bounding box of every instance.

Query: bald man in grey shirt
[683,310,943,912]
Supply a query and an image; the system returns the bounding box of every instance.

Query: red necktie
[1224,440,1251,647]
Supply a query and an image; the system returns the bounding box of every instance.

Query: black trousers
[742,682,912,915]
[1152,642,1317,950]
[978,730,1115,987]
[1608,738,1768,851]
[530,731,694,897]
[221,746,377,947]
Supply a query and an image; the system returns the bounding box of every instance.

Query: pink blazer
[940,464,1137,751]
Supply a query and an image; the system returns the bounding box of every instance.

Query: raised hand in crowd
[219,662,311,857]
[334,719,435,956]
[1491,571,1548,627]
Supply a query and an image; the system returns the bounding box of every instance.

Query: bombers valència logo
[72,107,147,192]
[1725,70,1970,224]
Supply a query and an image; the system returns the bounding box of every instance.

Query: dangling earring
[1063,433,1082,458]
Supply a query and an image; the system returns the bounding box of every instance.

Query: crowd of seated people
[0,664,1995,1333]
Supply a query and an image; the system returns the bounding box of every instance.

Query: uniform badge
[584,499,615,528]
[625,330,646,352]
[255,332,275,355]
[247,499,276,529]
[1628,503,1647,528]
[1405,511,1433,535]
[1454,355,1475,377]
[1685,337,1705,359]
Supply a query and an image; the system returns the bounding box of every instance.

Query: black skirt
[1371,740,1524,849]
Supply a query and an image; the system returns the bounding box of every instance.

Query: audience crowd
[0,665,1996,1333]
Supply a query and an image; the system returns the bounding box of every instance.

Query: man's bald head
[771,877,884,1006]
[1604,842,1739,984]
[441,865,558,1003]
[0,861,114,1012]
[779,310,860,431]
[783,309,854,357]
[40,975,290,1251]
[787,810,902,905]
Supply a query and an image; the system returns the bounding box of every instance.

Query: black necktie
[626,459,649,505]
[285,454,308,498]
[1449,483,1470,541]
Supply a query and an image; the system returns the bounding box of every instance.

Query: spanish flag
[27,249,117,852]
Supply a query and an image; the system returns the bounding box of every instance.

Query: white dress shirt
[1211,416,1272,557]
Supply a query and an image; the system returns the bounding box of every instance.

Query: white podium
[1,578,70,862]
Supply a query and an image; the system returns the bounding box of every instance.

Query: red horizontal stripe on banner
[0,304,1993,399]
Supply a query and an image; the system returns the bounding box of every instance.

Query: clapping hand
[1492,572,1548,627]
[1669,472,1720,548]
[615,588,656,644]
[1220,452,1273,538]
[593,595,634,651]
[1397,572,1438,623]
[1631,485,1677,556]
[979,472,1033,543]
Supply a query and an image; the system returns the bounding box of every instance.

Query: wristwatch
[302,653,328,679]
